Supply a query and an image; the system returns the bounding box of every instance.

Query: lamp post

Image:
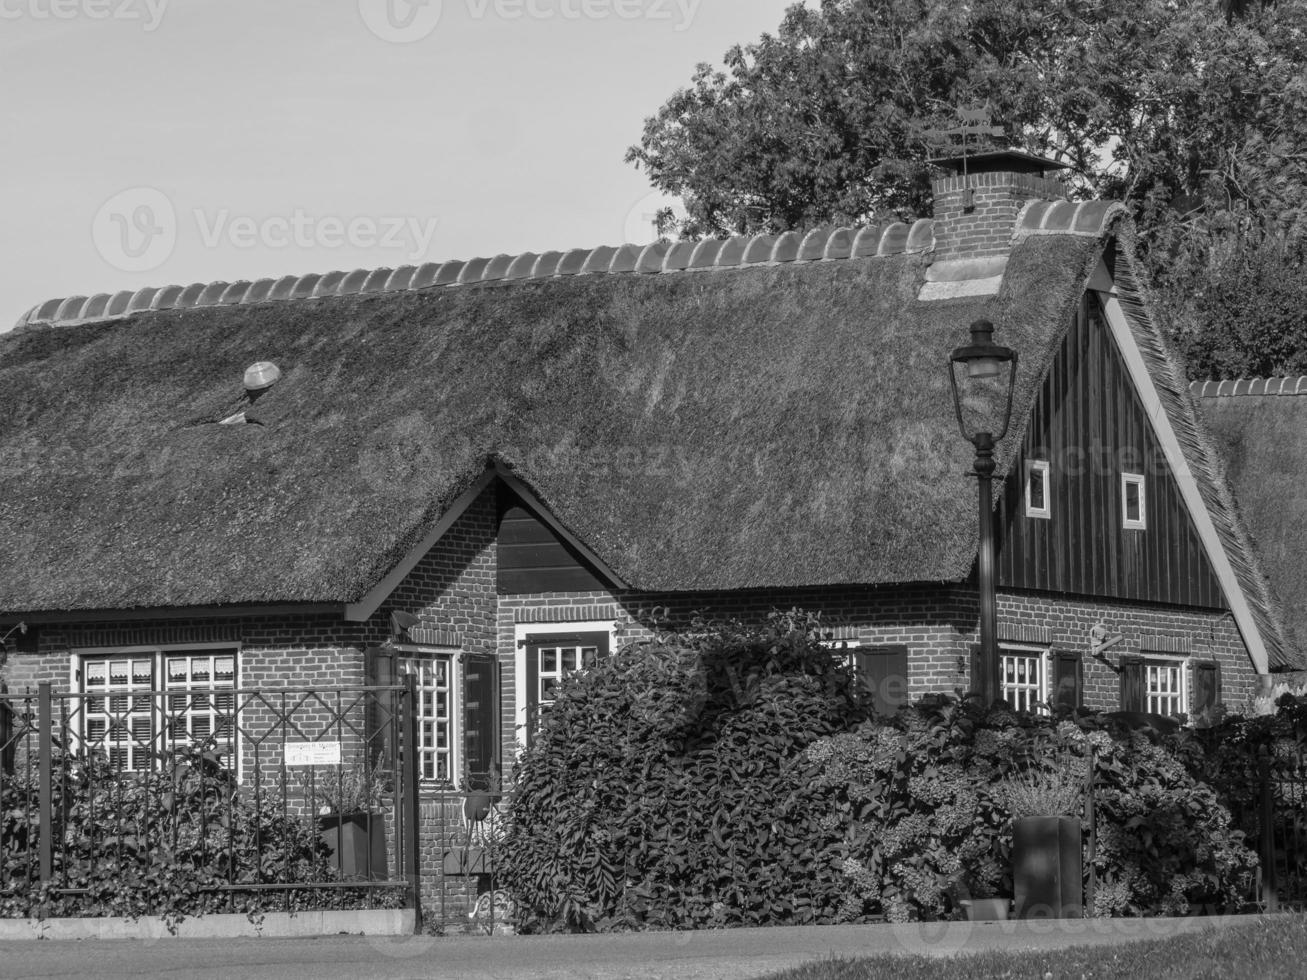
[948,319,1018,704]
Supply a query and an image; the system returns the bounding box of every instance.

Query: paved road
[0,915,1269,980]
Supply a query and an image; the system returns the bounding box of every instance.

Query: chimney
[931,149,1069,260]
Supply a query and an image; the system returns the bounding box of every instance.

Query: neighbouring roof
[0,198,1284,676]
[1193,379,1307,661]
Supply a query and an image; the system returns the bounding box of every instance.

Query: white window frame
[71,645,240,775]
[393,645,460,786]
[1025,459,1051,519]
[1122,472,1147,530]
[513,619,618,747]
[1143,655,1189,718]
[999,644,1050,714]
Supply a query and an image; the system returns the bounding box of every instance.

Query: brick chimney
[931,150,1069,260]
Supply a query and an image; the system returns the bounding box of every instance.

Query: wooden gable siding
[497,487,609,595]
[995,294,1225,608]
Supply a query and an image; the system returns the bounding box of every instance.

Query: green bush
[0,743,401,926]
[497,612,870,932]
[499,615,1259,931]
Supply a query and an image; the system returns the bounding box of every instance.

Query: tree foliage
[627,0,1307,375]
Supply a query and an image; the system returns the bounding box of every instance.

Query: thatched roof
[0,203,1284,676]
[1193,381,1307,661]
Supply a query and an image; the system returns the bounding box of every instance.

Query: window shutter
[0,682,12,776]
[463,654,500,790]
[1052,649,1084,711]
[1193,661,1222,718]
[364,646,396,771]
[1119,655,1146,712]
[852,645,909,717]
[525,643,540,749]
[970,644,1000,704]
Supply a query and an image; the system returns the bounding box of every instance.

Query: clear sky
[1,0,800,331]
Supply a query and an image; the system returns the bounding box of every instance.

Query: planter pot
[1013,815,1083,919]
[961,897,1010,921]
[319,811,389,881]
[441,846,490,876]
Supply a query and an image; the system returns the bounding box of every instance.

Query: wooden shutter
[970,644,999,705]
[1193,661,1222,718]
[1052,649,1084,711]
[463,654,500,790]
[851,645,909,717]
[364,646,396,772]
[1119,655,1146,712]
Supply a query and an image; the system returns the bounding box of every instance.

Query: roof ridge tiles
[1190,377,1307,397]
[12,199,1113,331]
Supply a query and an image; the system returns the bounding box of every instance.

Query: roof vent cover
[244,361,281,392]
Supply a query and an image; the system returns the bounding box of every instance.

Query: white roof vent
[243,361,282,392]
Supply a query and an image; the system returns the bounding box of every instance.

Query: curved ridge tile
[127,287,160,313]
[582,246,617,275]
[410,262,444,289]
[557,248,589,276]
[851,226,883,258]
[151,284,185,310]
[385,266,417,291]
[798,228,831,262]
[483,254,514,281]
[362,268,393,293]
[877,223,909,256]
[107,290,138,316]
[661,241,695,272]
[824,228,855,261]
[175,283,208,308]
[194,282,229,307]
[243,279,275,304]
[289,275,320,301]
[312,271,346,298]
[1041,201,1078,233]
[505,252,538,280]
[1073,200,1126,235]
[457,257,492,284]
[53,296,87,322]
[218,281,252,305]
[687,239,723,270]
[269,275,300,302]
[1248,378,1267,396]
[432,261,464,287]
[1017,200,1055,235]
[772,231,801,264]
[339,269,370,295]
[609,244,642,275]
[907,218,935,253]
[715,236,748,268]
[35,298,65,322]
[743,233,776,265]
[81,294,113,320]
[531,251,565,278]
[13,304,38,330]
[635,243,669,274]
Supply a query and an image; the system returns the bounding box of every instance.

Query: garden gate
[0,679,423,927]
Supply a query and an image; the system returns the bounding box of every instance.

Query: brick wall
[932,169,1067,259]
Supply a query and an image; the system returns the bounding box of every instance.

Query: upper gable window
[1122,473,1146,530]
[1025,460,1051,519]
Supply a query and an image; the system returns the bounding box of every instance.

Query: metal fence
[0,680,423,926]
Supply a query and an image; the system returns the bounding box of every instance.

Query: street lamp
[948,319,1018,704]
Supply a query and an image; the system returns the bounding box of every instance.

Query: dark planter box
[1013,815,1083,919]
[319,812,389,881]
[441,846,490,876]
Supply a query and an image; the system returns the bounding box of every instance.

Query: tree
[627,0,1307,376]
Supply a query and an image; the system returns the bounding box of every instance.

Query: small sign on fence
[283,741,342,767]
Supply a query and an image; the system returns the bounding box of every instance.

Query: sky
[0,0,802,331]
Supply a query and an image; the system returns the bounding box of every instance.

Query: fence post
[38,682,52,883]
[403,672,423,933]
[1259,748,1278,913]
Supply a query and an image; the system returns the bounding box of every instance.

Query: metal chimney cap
[243,361,282,392]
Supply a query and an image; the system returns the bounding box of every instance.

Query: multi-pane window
[81,649,238,772]
[1122,473,1146,529]
[1145,658,1187,717]
[523,631,610,746]
[999,648,1048,713]
[1025,460,1051,519]
[398,655,454,783]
